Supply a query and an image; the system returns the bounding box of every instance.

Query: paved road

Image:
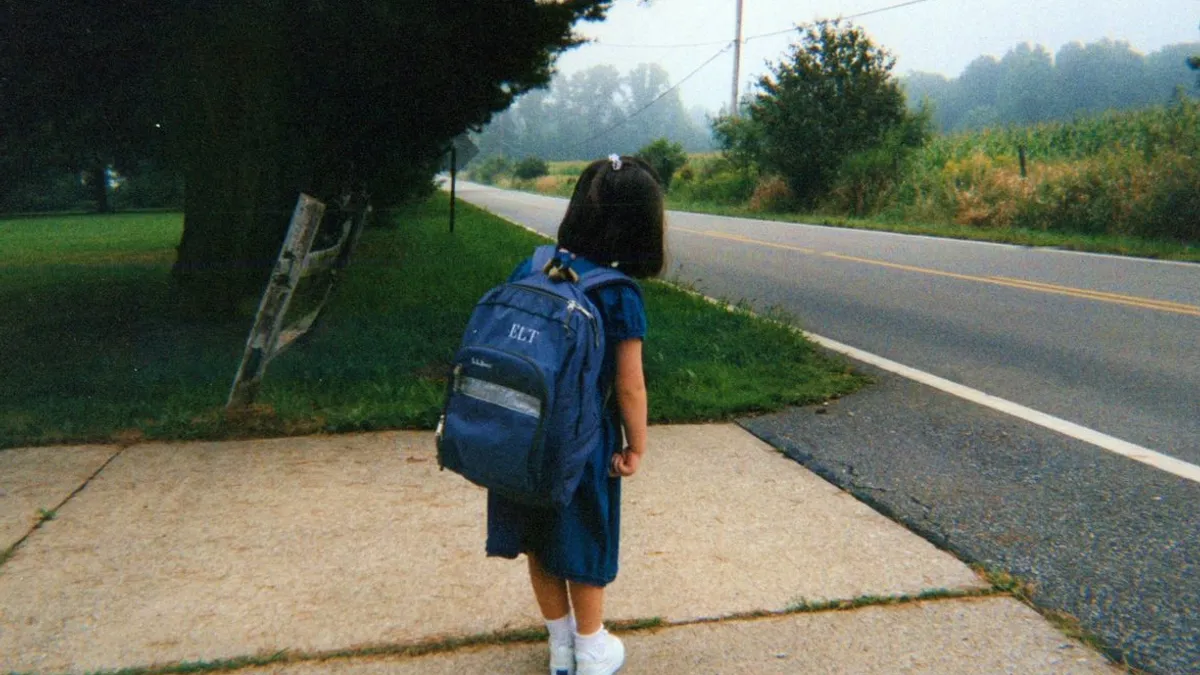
[454,182,1200,460]
[453,182,1200,674]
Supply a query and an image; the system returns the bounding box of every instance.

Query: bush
[637,138,688,190]
[669,155,757,205]
[470,156,512,185]
[111,163,185,210]
[748,176,794,212]
[513,156,549,180]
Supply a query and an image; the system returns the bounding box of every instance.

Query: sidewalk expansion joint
[0,444,131,570]
[29,589,1012,675]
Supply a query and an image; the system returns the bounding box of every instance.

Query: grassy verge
[0,195,863,450]
[661,198,1200,263]
[486,180,1200,262]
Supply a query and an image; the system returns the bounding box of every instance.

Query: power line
[590,37,730,49]
[567,43,734,150]
[843,0,936,20]
[583,0,939,50]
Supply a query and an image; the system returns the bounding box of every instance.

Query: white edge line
[455,187,1200,484]
[802,330,1200,485]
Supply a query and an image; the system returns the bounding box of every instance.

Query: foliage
[824,106,933,216]
[747,176,795,213]
[470,156,513,185]
[1,0,613,314]
[872,98,1200,242]
[725,20,919,207]
[670,155,758,205]
[636,138,688,190]
[474,63,713,162]
[0,197,863,449]
[902,38,1200,132]
[512,156,550,180]
[711,113,763,173]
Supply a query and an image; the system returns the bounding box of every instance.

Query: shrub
[470,156,512,185]
[636,138,688,190]
[513,156,549,180]
[748,176,794,213]
[673,168,757,205]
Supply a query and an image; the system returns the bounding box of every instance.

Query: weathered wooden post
[1019,145,1027,178]
[227,194,326,408]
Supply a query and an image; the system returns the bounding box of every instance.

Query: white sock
[574,625,609,659]
[546,614,576,648]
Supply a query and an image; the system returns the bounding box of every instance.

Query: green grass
[0,195,863,450]
[660,197,1200,262]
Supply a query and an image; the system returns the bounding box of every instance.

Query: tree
[472,62,712,164]
[732,20,913,206]
[636,138,687,190]
[1054,39,1146,115]
[0,2,170,214]
[996,43,1060,124]
[513,156,550,180]
[2,0,612,315]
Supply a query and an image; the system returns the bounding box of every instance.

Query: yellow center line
[988,276,1200,314]
[674,227,1200,318]
[681,227,817,254]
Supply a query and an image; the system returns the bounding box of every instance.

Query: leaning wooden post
[227,194,326,408]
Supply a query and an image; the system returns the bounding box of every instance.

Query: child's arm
[611,338,647,477]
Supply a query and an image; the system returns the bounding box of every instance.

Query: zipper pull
[566,299,594,320]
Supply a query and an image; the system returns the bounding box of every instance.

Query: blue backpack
[436,245,639,509]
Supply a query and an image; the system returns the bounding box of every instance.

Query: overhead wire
[564,42,734,150]
[514,0,941,148]
[587,0,939,49]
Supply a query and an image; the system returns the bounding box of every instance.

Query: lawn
[0,194,864,450]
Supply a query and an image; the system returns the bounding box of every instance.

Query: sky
[554,0,1200,113]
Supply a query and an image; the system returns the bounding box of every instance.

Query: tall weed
[881,98,1200,242]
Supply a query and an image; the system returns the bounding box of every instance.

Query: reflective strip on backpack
[460,377,541,418]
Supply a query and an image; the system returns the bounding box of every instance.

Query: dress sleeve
[595,283,647,343]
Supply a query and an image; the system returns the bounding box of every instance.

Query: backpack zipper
[484,284,601,348]
[565,299,600,348]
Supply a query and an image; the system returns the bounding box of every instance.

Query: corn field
[832,97,1200,242]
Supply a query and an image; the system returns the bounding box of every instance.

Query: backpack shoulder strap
[578,267,641,299]
[529,245,558,277]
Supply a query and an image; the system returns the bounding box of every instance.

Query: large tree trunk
[169,1,297,318]
[90,161,111,213]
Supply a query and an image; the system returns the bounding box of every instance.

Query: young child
[486,154,665,675]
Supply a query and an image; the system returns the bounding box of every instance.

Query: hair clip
[608,154,622,171]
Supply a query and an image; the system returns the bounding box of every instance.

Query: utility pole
[731,0,744,117]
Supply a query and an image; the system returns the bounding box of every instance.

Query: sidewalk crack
[0,443,131,570]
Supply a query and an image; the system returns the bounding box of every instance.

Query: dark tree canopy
[1,0,611,314]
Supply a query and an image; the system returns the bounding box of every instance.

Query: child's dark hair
[557,155,666,279]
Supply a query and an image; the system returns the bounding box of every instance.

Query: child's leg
[567,582,605,635]
[527,553,571,620]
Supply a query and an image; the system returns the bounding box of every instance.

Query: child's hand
[609,447,643,478]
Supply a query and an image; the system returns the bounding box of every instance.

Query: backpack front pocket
[438,346,552,503]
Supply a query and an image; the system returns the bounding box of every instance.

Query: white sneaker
[549,643,575,675]
[575,630,625,675]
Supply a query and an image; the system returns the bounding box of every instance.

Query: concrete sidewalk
[0,425,1118,674]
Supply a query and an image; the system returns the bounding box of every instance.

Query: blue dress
[485,255,648,587]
